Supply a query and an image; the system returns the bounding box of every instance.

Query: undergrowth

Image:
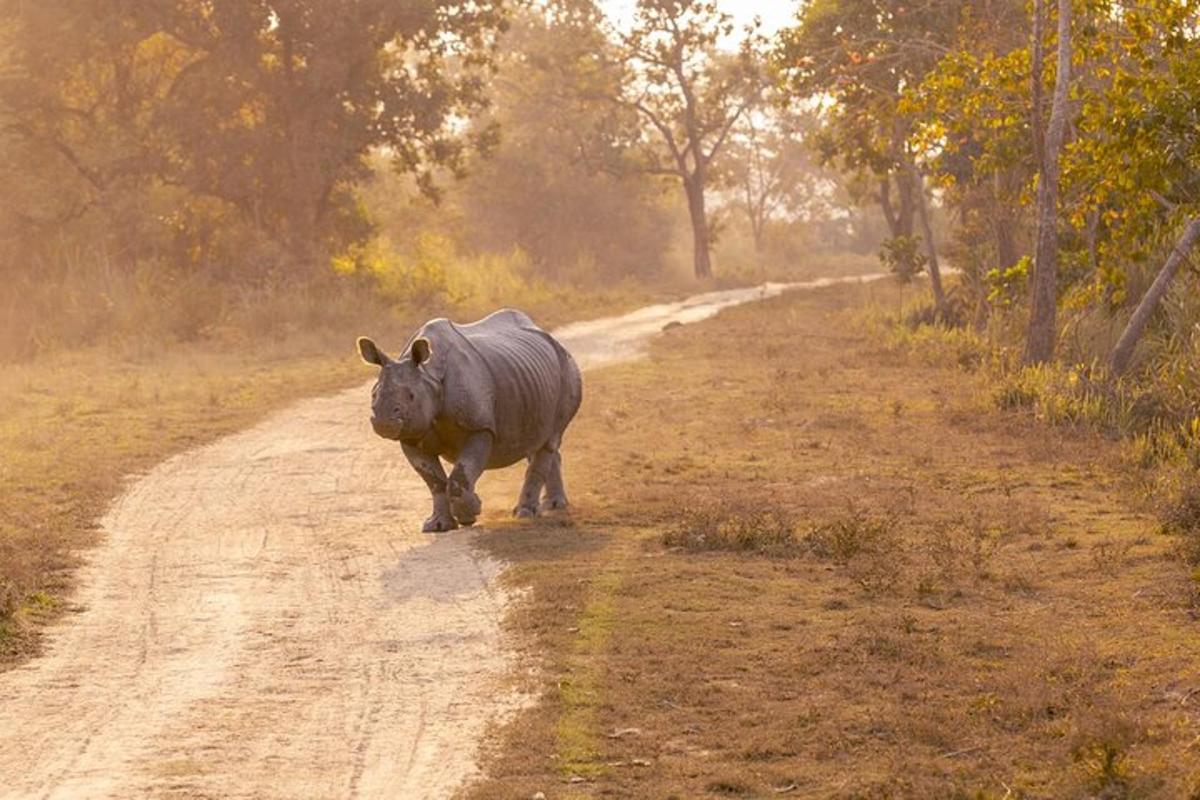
[872,299,1200,471]
[867,289,1200,586]
[661,500,800,556]
[0,235,651,365]
[663,501,899,570]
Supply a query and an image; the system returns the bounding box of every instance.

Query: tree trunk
[993,170,1019,271]
[890,118,916,239]
[909,163,947,315]
[1109,217,1200,376]
[1023,0,1071,365]
[750,215,765,256]
[1031,0,1046,173]
[686,178,713,279]
[746,185,766,256]
[895,168,916,238]
[995,215,1018,272]
[879,171,916,239]
[879,177,900,238]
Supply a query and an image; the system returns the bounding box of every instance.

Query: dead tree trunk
[1109,217,1200,376]
[1024,0,1071,365]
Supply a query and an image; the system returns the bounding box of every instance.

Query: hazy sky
[600,0,799,37]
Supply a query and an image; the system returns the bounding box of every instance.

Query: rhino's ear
[357,337,390,367]
[411,337,433,366]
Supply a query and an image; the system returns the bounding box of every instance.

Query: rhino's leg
[540,451,569,512]
[447,432,491,526]
[514,449,555,518]
[402,443,457,533]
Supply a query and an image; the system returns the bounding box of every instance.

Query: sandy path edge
[0,275,880,800]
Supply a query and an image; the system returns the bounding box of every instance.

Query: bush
[803,509,895,565]
[1158,482,1200,566]
[884,318,991,372]
[662,501,799,556]
[663,501,902,594]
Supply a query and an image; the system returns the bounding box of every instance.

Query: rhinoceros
[357,309,583,532]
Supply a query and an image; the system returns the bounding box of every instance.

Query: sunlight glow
[600,0,800,37]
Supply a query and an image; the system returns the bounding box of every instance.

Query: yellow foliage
[332,233,546,313]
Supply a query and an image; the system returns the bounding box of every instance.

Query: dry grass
[661,500,800,556]
[465,282,1200,799]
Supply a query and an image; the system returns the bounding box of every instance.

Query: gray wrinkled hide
[410,309,581,467]
[364,309,582,531]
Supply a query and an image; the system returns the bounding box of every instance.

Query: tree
[0,0,506,277]
[904,0,1200,340]
[0,3,192,264]
[720,103,833,260]
[1075,3,1200,374]
[1023,0,1073,364]
[903,35,1032,323]
[775,0,996,311]
[456,0,672,281]
[1110,218,1200,376]
[160,0,505,273]
[611,0,761,279]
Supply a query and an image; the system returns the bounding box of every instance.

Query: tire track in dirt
[0,275,878,799]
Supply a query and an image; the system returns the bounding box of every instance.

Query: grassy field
[465,282,1200,799]
[0,285,653,665]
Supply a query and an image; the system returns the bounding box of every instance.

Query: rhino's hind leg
[514,449,555,518]
[540,451,569,513]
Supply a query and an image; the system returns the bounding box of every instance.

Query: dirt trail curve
[0,276,876,800]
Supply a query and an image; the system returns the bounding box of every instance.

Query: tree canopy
[0,0,506,278]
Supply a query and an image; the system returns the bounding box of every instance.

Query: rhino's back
[425,310,580,466]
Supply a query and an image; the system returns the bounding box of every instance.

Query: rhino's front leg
[447,431,492,526]
[402,443,457,533]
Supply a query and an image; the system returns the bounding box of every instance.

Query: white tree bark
[1110,217,1200,376]
[1023,0,1071,364]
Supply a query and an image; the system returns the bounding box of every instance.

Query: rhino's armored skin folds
[358,309,583,532]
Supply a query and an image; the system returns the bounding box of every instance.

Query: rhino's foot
[513,504,538,519]
[540,495,569,514]
[422,512,458,533]
[448,478,482,526]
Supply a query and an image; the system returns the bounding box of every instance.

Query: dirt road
[0,276,876,800]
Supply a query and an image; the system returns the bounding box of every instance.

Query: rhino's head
[357,336,440,443]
